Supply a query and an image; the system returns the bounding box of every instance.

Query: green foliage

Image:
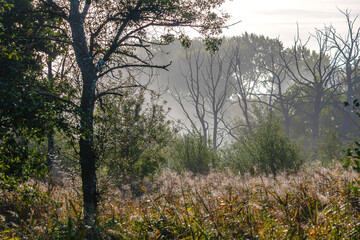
[317,128,345,164]
[95,84,174,187]
[203,36,222,53]
[342,99,360,207]
[0,139,47,188]
[166,132,218,174]
[224,117,304,175]
[0,0,72,187]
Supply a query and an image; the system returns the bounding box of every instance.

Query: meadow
[1,163,359,239]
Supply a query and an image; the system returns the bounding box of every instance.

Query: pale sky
[220,0,360,48]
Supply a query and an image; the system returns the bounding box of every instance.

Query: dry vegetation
[1,163,360,239]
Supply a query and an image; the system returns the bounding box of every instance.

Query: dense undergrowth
[1,163,360,239]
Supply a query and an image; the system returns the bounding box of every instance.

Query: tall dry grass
[1,163,359,239]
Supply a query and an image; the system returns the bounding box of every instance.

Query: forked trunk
[69,1,99,236]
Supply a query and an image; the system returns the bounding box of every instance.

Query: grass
[1,163,360,239]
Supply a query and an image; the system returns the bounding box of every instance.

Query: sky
[219,0,360,49]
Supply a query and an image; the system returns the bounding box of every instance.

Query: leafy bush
[342,99,360,211]
[317,128,346,164]
[223,117,304,175]
[0,138,47,188]
[166,132,218,175]
[95,85,174,189]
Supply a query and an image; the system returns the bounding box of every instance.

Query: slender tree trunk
[47,56,56,192]
[47,128,56,190]
[243,101,252,134]
[312,111,320,140]
[343,65,353,140]
[212,112,218,149]
[283,113,291,137]
[200,119,208,143]
[312,99,322,152]
[312,91,322,140]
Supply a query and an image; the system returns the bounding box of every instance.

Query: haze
[221,0,360,48]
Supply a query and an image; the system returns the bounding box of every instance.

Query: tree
[283,31,340,142]
[253,39,297,136]
[0,0,70,186]
[326,10,360,139]
[95,81,174,194]
[228,34,271,134]
[36,0,229,233]
[172,40,233,149]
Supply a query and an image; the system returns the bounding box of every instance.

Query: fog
[142,9,360,154]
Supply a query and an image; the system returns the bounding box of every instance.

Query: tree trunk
[212,112,218,149]
[343,65,354,140]
[243,101,253,134]
[312,91,322,140]
[283,113,291,137]
[47,128,56,191]
[69,1,98,236]
[47,56,56,192]
[312,111,320,140]
[79,74,97,231]
[312,102,321,152]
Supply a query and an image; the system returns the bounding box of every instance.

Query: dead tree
[284,30,340,142]
[172,43,233,149]
[326,10,360,139]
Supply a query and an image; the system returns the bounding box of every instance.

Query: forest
[1,0,360,239]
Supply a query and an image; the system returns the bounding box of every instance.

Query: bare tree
[284,30,340,141]
[326,10,360,138]
[228,34,269,134]
[255,40,297,136]
[172,42,233,149]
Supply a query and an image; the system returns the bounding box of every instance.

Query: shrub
[342,99,360,211]
[93,84,175,194]
[166,132,218,175]
[317,128,345,164]
[223,117,304,175]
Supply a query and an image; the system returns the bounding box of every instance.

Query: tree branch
[98,62,171,78]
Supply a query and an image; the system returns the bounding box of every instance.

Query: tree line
[166,11,360,156]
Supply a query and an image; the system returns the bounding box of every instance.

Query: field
[1,163,360,239]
